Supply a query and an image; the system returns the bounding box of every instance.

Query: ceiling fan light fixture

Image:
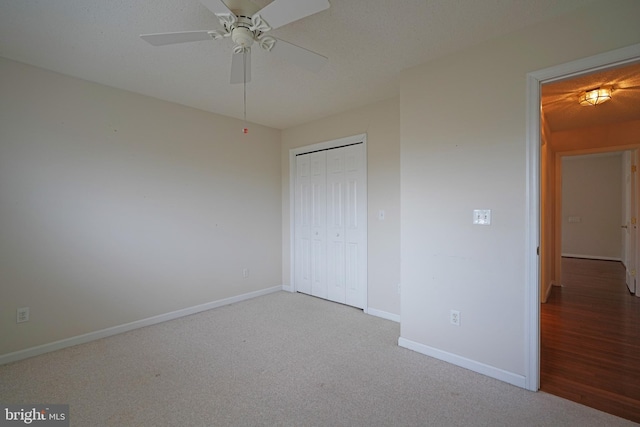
[251,14,271,33]
[579,86,612,106]
[259,36,276,51]
[209,30,227,40]
[215,13,236,28]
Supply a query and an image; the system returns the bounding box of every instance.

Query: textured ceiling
[542,61,640,132]
[0,0,600,130]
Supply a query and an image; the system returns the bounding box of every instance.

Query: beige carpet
[1,291,637,426]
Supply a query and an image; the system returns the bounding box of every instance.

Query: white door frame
[288,133,368,309]
[525,43,640,391]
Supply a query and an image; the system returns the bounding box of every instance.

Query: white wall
[561,154,623,260]
[399,0,640,386]
[0,58,282,357]
[281,98,401,318]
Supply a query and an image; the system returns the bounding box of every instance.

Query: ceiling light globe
[579,86,612,106]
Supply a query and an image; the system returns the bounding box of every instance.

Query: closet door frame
[289,133,368,311]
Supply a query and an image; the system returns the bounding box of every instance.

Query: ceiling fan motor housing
[231,26,255,49]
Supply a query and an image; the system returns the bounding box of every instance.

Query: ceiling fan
[140,0,330,84]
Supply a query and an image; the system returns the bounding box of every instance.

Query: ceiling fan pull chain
[243,49,249,134]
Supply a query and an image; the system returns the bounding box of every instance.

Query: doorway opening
[527,42,640,421]
[541,149,640,421]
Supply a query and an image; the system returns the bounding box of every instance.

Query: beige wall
[399,0,640,382]
[0,58,282,357]
[281,98,401,317]
[561,154,623,259]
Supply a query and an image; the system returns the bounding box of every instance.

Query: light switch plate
[473,209,491,225]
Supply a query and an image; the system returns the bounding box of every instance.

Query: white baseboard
[397,337,526,389]
[367,307,400,323]
[561,253,621,262]
[0,286,282,366]
[281,287,399,321]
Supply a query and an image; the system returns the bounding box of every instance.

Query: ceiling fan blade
[255,0,329,30]
[140,31,212,46]
[270,39,327,73]
[230,50,252,84]
[200,0,234,16]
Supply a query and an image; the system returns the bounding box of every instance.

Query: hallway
[541,257,640,423]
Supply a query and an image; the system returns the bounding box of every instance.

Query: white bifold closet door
[294,143,366,309]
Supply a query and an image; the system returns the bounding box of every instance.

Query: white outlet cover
[473,209,491,225]
[17,307,29,323]
[450,309,460,326]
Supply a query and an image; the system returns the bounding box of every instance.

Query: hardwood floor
[541,257,640,423]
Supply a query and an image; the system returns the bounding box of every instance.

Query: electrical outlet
[473,209,491,225]
[242,268,249,278]
[17,307,30,323]
[450,309,460,326]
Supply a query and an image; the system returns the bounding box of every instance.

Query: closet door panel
[310,152,327,299]
[327,148,346,304]
[295,155,312,295]
[344,144,366,308]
